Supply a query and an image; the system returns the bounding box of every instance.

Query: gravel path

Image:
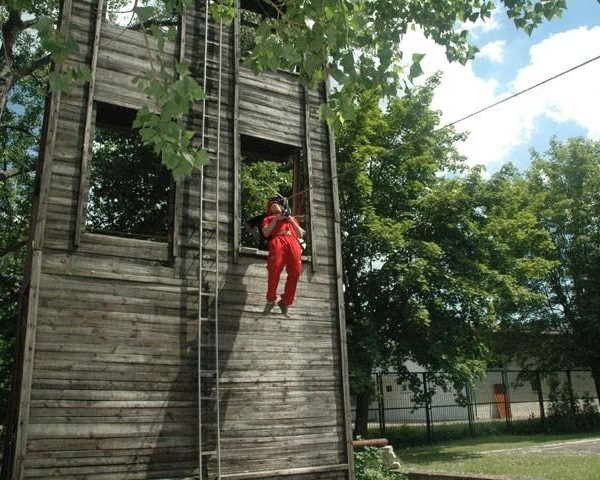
[481,437,600,456]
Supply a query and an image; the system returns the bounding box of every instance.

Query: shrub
[354,446,406,480]
[547,380,600,433]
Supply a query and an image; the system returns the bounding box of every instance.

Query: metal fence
[352,369,599,442]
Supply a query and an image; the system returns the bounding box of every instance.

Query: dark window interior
[239,0,284,18]
[86,102,172,242]
[240,135,308,252]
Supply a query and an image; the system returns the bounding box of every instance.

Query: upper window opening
[239,0,284,18]
[240,135,308,253]
[104,0,179,37]
[238,2,297,74]
[239,8,262,61]
[86,102,172,242]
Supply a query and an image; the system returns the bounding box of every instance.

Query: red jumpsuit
[261,214,303,306]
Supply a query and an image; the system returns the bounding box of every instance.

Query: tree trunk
[354,390,371,439]
[590,364,600,401]
[0,62,14,126]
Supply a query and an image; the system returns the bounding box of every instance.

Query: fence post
[501,369,513,431]
[536,371,546,430]
[423,372,433,444]
[566,370,577,415]
[376,372,386,437]
[466,383,475,436]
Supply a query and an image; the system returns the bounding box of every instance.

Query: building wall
[364,368,598,425]
[4,0,353,478]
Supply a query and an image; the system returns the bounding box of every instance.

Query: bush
[354,446,406,480]
[547,380,600,433]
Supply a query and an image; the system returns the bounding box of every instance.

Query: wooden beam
[74,0,105,247]
[325,78,356,480]
[303,86,318,271]
[221,463,349,480]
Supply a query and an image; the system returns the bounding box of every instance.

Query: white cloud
[478,40,505,63]
[462,6,503,37]
[401,23,600,171]
[511,26,600,138]
[401,30,510,168]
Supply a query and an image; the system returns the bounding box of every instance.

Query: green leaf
[48,71,71,92]
[133,6,156,24]
[409,56,424,81]
[194,149,211,168]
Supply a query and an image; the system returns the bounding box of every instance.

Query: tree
[336,78,560,436]
[337,79,491,436]
[0,62,45,441]
[519,137,600,396]
[239,0,566,126]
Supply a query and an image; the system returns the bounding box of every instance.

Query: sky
[401,0,600,174]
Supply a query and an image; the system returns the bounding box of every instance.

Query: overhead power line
[441,52,600,130]
[272,53,600,203]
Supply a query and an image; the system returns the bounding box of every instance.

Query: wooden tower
[2,0,354,478]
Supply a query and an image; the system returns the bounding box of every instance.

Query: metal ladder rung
[199,395,218,402]
[199,267,218,274]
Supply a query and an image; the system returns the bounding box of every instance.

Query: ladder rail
[214,9,224,480]
[199,1,225,478]
[198,0,210,477]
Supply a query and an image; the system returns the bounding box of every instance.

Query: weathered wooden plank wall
[3,0,353,478]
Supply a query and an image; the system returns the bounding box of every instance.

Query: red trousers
[266,234,303,306]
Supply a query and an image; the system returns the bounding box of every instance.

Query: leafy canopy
[336,79,559,435]
[0,0,568,177]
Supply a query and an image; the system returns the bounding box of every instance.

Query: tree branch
[15,54,52,82]
[0,164,36,181]
[0,124,36,137]
[0,239,28,259]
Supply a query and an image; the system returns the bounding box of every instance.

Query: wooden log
[352,438,390,449]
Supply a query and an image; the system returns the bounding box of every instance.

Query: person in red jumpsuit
[261,198,304,315]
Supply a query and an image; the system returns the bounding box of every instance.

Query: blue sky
[402,0,600,174]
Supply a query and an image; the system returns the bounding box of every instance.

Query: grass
[397,433,600,480]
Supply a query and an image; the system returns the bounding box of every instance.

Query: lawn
[398,433,600,480]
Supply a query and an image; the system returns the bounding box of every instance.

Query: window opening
[239,8,262,61]
[104,0,179,36]
[239,0,284,17]
[240,135,309,253]
[238,2,297,74]
[86,102,172,242]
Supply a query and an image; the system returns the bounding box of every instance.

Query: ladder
[195,1,224,478]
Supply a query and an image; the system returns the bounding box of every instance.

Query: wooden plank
[77,232,170,261]
[303,86,318,271]
[220,463,348,480]
[74,0,104,247]
[325,78,355,479]
[40,251,180,283]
